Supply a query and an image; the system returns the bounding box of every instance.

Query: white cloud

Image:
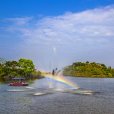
[5,17,32,26]
[1,5,114,70]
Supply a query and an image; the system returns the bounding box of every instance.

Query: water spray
[45,73,80,89]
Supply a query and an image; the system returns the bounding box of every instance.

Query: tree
[0,58,6,64]
[0,58,40,82]
[0,63,5,80]
[2,61,19,80]
[18,58,35,78]
[63,61,114,78]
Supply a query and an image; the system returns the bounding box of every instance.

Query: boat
[9,78,28,86]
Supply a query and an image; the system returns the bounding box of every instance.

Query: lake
[0,77,114,114]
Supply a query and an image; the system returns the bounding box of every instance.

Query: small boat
[9,78,28,86]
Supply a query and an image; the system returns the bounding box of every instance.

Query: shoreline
[63,75,114,78]
[0,75,114,83]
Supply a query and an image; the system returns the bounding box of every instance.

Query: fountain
[33,70,96,96]
[32,47,96,96]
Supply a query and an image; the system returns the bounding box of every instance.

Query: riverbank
[64,75,114,78]
[63,61,114,78]
[0,75,44,84]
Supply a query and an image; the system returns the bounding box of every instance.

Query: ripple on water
[0,77,114,114]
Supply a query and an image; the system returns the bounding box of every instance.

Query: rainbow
[44,74,79,89]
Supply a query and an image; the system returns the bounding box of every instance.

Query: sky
[0,0,114,71]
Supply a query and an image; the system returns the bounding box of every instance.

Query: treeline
[63,61,114,78]
[0,58,41,82]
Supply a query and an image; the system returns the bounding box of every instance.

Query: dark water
[0,77,114,114]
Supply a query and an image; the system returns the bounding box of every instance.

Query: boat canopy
[12,77,25,80]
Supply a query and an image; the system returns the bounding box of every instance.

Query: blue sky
[0,0,114,71]
[0,0,114,18]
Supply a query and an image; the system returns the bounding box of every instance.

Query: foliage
[18,58,35,77]
[0,58,41,82]
[63,61,114,78]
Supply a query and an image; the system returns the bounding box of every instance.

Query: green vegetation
[0,58,41,82]
[63,61,114,78]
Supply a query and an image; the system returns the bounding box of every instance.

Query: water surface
[0,77,114,114]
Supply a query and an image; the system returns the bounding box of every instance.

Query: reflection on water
[0,77,114,114]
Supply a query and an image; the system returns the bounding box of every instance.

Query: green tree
[0,58,42,82]
[63,61,114,78]
[18,58,35,78]
[2,61,19,80]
